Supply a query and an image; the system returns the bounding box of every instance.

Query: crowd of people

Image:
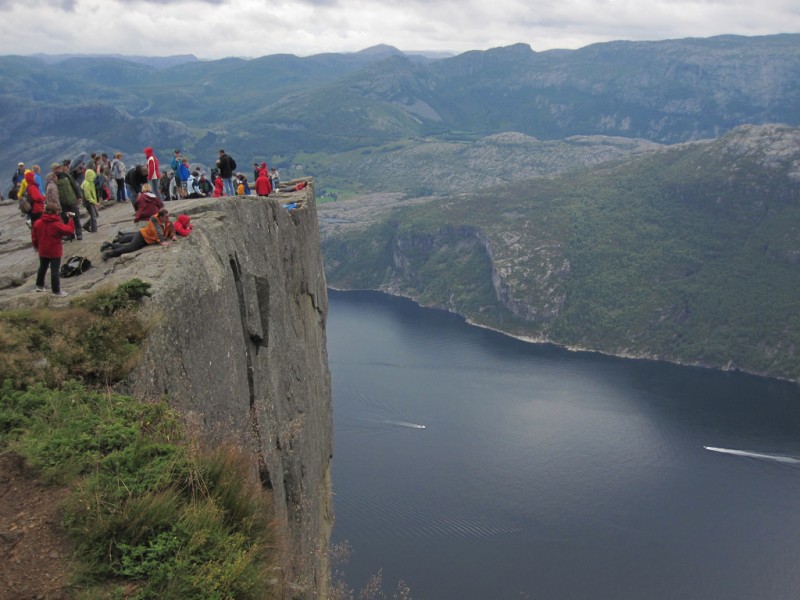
[8,147,306,297]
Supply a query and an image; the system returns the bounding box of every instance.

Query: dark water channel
[328,290,800,600]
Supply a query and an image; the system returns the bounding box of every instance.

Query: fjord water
[328,290,800,600]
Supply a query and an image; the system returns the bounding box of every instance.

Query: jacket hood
[25,171,37,184]
[144,147,154,157]
[176,214,191,226]
[84,168,97,183]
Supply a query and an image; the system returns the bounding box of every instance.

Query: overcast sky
[1,0,798,59]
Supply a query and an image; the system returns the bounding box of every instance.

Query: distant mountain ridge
[1,33,799,185]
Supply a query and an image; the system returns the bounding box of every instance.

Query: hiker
[24,171,46,228]
[178,158,190,198]
[186,171,205,198]
[198,173,213,196]
[213,175,224,197]
[44,173,61,212]
[255,163,272,197]
[174,214,192,236]
[32,203,75,297]
[277,180,308,193]
[144,147,161,200]
[11,162,26,193]
[80,168,99,233]
[236,173,251,196]
[159,170,171,200]
[52,162,83,240]
[270,167,280,190]
[102,207,175,260]
[125,164,148,205]
[217,149,237,196]
[110,152,127,203]
[133,183,164,223]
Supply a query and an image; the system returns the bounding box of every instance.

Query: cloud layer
[1,0,798,58]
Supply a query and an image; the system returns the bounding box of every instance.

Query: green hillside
[321,124,800,380]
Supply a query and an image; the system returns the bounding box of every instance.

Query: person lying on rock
[102,208,175,261]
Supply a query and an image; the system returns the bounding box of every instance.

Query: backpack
[56,176,77,207]
[60,255,91,278]
[18,189,31,214]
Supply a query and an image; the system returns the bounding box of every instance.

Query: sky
[0,0,798,59]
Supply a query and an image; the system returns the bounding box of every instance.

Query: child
[32,203,75,297]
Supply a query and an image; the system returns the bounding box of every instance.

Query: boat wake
[703,446,800,465]
[386,420,426,430]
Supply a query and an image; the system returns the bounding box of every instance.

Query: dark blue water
[328,290,800,600]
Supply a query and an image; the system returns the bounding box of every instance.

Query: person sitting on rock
[102,208,175,261]
[133,183,164,224]
[213,175,224,197]
[255,163,272,197]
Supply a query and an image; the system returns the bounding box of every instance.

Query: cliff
[0,183,333,598]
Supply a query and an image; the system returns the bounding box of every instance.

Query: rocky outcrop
[0,184,333,598]
[124,188,332,597]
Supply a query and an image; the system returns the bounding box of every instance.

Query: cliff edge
[0,183,333,598]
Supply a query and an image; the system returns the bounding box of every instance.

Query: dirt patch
[0,453,74,600]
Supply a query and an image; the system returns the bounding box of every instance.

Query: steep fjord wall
[124,188,332,598]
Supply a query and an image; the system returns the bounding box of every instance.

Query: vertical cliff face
[123,188,332,597]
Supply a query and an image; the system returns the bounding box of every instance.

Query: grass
[0,279,283,600]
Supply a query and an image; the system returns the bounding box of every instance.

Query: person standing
[217,149,237,197]
[52,162,83,240]
[24,171,46,228]
[110,152,127,203]
[125,165,148,206]
[144,147,161,200]
[178,158,190,198]
[81,168,99,233]
[32,203,75,297]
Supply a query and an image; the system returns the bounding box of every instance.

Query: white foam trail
[386,420,427,430]
[703,446,800,464]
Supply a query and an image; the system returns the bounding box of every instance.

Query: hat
[50,162,61,170]
[18,162,24,166]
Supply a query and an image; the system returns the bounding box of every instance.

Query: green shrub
[0,279,282,599]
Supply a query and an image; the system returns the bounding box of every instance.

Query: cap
[18,162,24,166]
[50,162,61,170]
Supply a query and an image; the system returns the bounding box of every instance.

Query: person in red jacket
[174,214,192,237]
[255,163,272,197]
[31,203,75,297]
[213,176,224,198]
[24,171,46,227]
[133,183,164,223]
[144,146,161,200]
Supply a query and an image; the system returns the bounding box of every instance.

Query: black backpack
[60,255,92,278]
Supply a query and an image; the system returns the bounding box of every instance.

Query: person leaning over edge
[102,207,175,261]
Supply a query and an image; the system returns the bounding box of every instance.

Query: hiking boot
[102,252,113,261]
[52,291,69,297]
[101,241,112,251]
[34,286,46,292]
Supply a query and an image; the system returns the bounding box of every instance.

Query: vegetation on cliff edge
[0,280,282,599]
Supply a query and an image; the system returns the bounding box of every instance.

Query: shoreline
[327,285,798,386]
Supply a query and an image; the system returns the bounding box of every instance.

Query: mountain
[2,34,799,188]
[319,124,800,381]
